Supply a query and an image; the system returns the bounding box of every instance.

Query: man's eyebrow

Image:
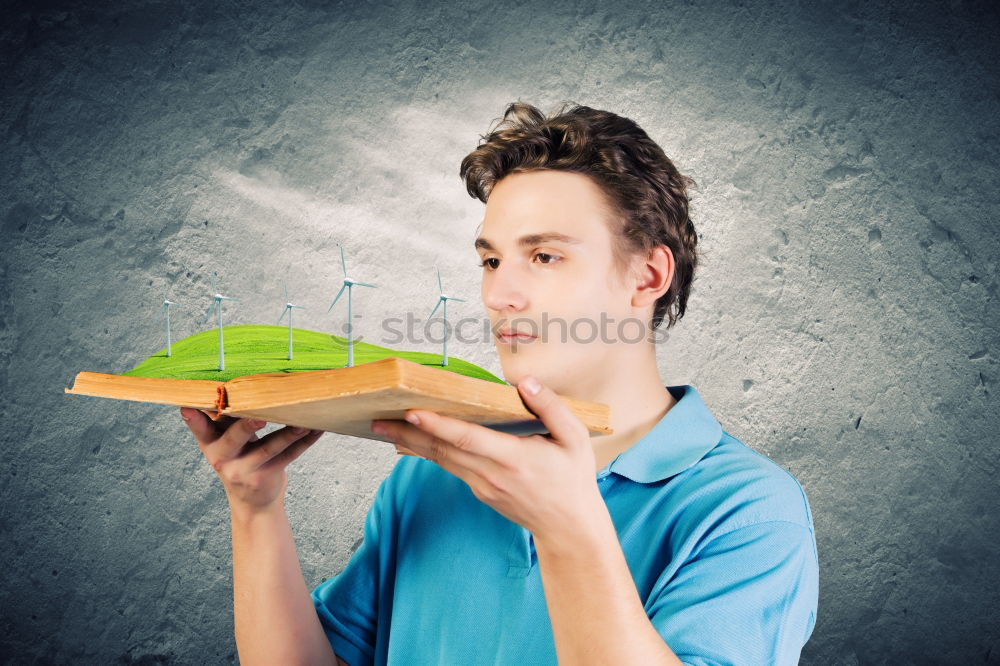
[474,232,582,251]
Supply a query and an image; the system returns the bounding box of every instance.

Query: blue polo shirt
[311,384,819,665]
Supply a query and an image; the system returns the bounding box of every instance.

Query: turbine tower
[157,290,182,357]
[277,280,306,361]
[428,267,465,367]
[327,243,378,368]
[201,272,240,371]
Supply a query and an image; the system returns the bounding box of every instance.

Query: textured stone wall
[2,0,998,663]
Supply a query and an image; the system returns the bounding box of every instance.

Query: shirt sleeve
[310,477,391,666]
[647,519,819,666]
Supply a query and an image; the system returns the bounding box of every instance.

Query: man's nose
[482,262,528,313]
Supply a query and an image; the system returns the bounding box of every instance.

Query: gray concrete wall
[2,0,998,663]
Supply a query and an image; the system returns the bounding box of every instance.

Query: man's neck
[569,348,677,473]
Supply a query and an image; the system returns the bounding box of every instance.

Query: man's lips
[496,329,537,342]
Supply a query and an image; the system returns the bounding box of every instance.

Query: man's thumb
[180,407,213,441]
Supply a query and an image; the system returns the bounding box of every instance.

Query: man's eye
[478,253,560,270]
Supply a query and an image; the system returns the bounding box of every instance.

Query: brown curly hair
[459,100,701,331]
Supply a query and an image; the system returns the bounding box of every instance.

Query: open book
[64,357,613,444]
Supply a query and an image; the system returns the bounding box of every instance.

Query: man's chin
[498,351,557,389]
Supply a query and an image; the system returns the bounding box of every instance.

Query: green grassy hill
[124,325,507,384]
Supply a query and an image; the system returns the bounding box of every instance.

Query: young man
[317,101,818,664]
[184,102,818,665]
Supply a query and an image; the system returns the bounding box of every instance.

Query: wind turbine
[428,267,465,366]
[157,289,182,357]
[326,243,378,368]
[201,272,240,371]
[277,280,306,361]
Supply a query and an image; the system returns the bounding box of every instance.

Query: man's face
[475,169,643,394]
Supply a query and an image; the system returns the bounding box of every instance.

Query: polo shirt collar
[606,384,723,484]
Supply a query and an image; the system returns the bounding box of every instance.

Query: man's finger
[384,415,507,472]
[215,417,268,460]
[259,429,324,471]
[516,376,589,447]
[199,409,238,433]
[376,420,497,478]
[181,407,218,446]
[183,405,266,459]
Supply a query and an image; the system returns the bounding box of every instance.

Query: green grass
[123,325,507,384]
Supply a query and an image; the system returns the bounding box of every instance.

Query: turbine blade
[327,284,347,313]
[356,282,378,288]
[278,306,288,324]
[202,301,217,324]
[211,272,219,294]
[429,298,442,319]
[447,297,467,303]
[339,244,347,277]
[437,267,443,293]
[283,280,289,304]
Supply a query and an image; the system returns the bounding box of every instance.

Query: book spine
[215,385,228,417]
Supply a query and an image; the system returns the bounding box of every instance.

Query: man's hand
[370,376,604,539]
[182,408,324,514]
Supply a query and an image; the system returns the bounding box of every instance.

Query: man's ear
[631,245,674,308]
